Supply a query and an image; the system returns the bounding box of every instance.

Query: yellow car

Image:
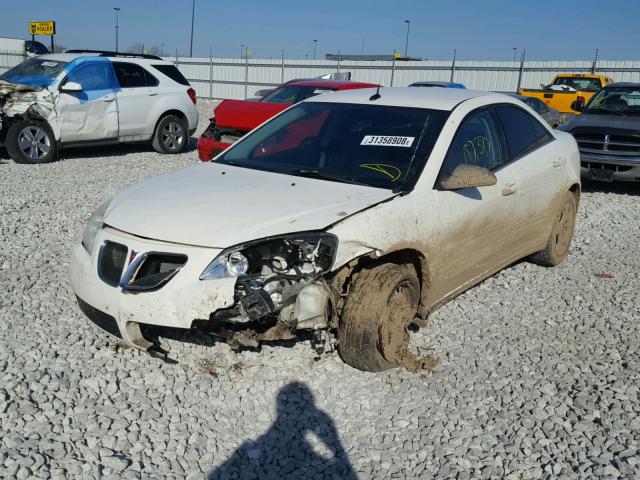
[518,74,614,117]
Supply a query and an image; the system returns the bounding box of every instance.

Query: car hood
[104,162,397,248]
[214,99,289,131]
[562,113,640,133]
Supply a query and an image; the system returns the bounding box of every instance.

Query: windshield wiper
[586,108,626,116]
[286,169,371,187]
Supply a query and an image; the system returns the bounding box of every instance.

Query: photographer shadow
[207,382,358,480]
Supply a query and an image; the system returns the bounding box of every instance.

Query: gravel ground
[1,100,639,479]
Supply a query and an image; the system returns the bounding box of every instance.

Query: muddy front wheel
[338,263,421,372]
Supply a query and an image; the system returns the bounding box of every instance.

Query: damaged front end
[0,81,56,144]
[197,118,246,160]
[197,233,338,348]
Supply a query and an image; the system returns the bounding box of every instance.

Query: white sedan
[70,87,580,372]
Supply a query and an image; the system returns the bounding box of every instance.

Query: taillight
[187,88,197,105]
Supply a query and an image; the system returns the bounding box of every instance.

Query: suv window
[494,106,550,159]
[152,64,189,85]
[439,109,504,178]
[112,62,158,88]
[66,62,115,91]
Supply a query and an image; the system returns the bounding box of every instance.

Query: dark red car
[197,79,378,161]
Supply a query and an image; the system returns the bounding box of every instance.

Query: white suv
[0,50,198,163]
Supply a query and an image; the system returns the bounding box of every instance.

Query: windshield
[217,101,448,191]
[585,87,640,115]
[261,85,335,104]
[553,77,602,92]
[0,58,67,88]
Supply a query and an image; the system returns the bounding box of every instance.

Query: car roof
[35,53,173,65]
[306,86,496,111]
[284,79,378,89]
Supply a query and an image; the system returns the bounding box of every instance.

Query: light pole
[240,44,245,59]
[512,47,517,62]
[189,0,195,57]
[113,7,120,53]
[313,39,317,60]
[403,20,410,58]
[160,43,165,56]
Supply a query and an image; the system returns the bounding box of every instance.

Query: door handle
[102,96,115,102]
[502,183,517,196]
[148,91,158,96]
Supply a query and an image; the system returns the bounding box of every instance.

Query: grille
[124,253,187,291]
[574,133,640,157]
[76,295,121,338]
[99,241,128,286]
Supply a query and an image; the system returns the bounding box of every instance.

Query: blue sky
[2,0,638,60]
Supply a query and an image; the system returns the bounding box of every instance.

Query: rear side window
[494,106,551,159]
[439,109,505,177]
[152,64,190,86]
[112,62,158,88]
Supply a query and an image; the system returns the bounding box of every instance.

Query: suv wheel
[6,120,57,164]
[152,115,188,154]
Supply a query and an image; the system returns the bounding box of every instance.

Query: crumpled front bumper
[196,136,231,161]
[70,226,236,348]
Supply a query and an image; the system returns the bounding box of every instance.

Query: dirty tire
[6,120,57,164]
[338,263,420,372]
[530,192,577,267]
[152,115,188,154]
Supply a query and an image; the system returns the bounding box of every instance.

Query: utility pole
[240,44,245,59]
[512,47,517,62]
[113,7,120,53]
[161,43,165,56]
[404,20,410,58]
[313,39,318,60]
[189,0,195,57]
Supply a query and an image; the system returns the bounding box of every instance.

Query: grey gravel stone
[1,101,639,478]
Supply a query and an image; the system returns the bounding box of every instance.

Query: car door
[425,108,521,305]
[112,62,160,138]
[492,104,564,256]
[57,60,119,143]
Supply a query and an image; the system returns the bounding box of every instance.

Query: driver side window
[65,62,114,92]
[438,109,504,180]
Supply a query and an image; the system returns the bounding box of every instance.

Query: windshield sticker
[41,61,60,67]
[312,89,333,94]
[359,163,402,181]
[361,135,414,147]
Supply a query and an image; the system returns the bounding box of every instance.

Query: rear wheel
[6,120,57,164]
[338,263,422,372]
[152,115,188,154]
[530,192,577,266]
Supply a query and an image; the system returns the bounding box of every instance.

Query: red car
[197,79,378,161]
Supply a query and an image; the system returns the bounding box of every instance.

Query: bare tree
[126,43,145,54]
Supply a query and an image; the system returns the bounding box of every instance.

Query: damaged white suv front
[71,87,581,372]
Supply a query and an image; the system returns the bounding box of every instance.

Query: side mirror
[439,164,497,191]
[61,81,83,92]
[571,100,584,112]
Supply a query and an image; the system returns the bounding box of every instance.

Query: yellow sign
[29,21,56,35]
[246,49,253,57]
